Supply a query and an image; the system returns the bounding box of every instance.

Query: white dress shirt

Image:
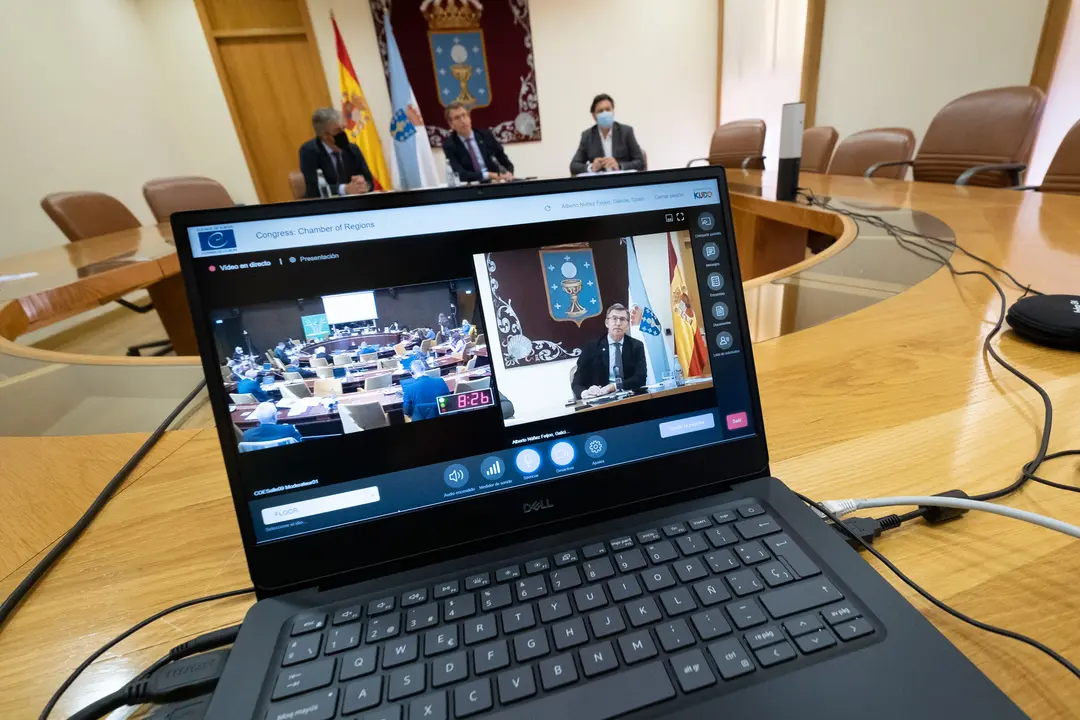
[587,128,615,173]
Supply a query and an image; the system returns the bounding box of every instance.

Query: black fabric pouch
[1006,294,1080,351]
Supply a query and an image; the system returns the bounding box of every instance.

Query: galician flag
[384,13,439,190]
[626,237,670,386]
[333,14,390,191]
[669,232,710,377]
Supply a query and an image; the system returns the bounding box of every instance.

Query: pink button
[726,412,748,431]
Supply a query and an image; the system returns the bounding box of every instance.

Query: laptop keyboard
[265,499,877,720]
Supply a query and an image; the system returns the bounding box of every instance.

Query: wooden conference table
[1,172,1080,717]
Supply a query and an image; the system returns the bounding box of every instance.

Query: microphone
[613,364,623,391]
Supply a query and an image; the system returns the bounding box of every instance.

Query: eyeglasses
[608,316,630,324]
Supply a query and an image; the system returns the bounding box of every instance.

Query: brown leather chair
[1019,118,1080,195]
[828,128,916,180]
[39,191,170,355]
[142,176,234,222]
[801,126,838,173]
[288,171,306,200]
[688,119,766,169]
[867,86,1046,187]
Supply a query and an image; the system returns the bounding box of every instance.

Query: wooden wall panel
[204,0,303,31]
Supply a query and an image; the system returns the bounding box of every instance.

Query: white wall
[1028,1,1080,185]
[815,0,1046,146]
[308,0,719,181]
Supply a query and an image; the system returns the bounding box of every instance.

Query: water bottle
[445,158,460,187]
[674,361,685,387]
[316,169,332,198]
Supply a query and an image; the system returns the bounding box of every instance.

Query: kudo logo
[693,189,714,199]
[198,229,236,252]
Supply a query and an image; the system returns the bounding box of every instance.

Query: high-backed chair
[288,171,306,200]
[40,191,170,356]
[364,373,394,391]
[457,377,491,393]
[310,357,329,368]
[828,128,916,180]
[801,127,839,174]
[378,358,400,371]
[393,341,409,356]
[867,86,1046,186]
[420,339,435,353]
[687,120,767,169]
[284,371,303,381]
[339,401,389,433]
[1016,118,1080,195]
[239,437,299,453]
[229,393,259,405]
[313,379,343,397]
[142,177,233,222]
[281,381,313,400]
[332,353,353,367]
[315,366,336,379]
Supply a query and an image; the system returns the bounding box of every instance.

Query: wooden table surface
[2,172,1080,718]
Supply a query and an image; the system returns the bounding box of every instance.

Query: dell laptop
[173,167,1023,719]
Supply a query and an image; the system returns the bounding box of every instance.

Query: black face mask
[333,131,350,149]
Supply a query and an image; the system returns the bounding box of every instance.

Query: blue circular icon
[707,272,725,291]
[584,435,607,459]
[716,332,734,350]
[480,456,505,481]
[697,212,716,231]
[443,463,470,489]
[550,441,575,467]
[515,448,542,474]
[711,302,729,321]
[702,242,720,261]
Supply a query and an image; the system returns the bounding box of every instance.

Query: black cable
[39,587,253,720]
[0,379,206,632]
[797,492,1080,680]
[1022,449,1080,494]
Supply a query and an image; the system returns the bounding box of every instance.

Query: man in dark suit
[298,108,374,198]
[237,369,271,402]
[571,303,647,399]
[570,94,645,175]
[443,102,514,183]
[402,358,451,421]
[242,402,303,444]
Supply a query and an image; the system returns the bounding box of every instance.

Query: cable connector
[831,515,902,550]
[920,489,970,525]
[147,695,213,720]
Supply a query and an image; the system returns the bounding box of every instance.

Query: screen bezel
[172,167,770,595]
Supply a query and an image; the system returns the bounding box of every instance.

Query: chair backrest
[378,358,399,370]
[914,86,1046,187]
[641,149,648,171]
[457,377,491,393]
[273,357,287,371]
[364,373,394,391]
[393,341,409,356]
[1039,118,1080,195]
[281,381,312,399]
[310,357,329,367]
[220,365,234,381]
[338,401,389,433]
[291,339,303,347]
[313,379,343,397]
[288,170,306,200]
[420,339,435,352]
[142,176,233,222]
[829,128,916,179]
[423,368,442,378]
[284,371,302,380]
[707,120,767,169]
[801,126,839,174]
[229,393,258,404]
[332,353,353,366]
[466,356,478,370]
[315,366,336,379]
[238,437,299,453]
[40,192,141,242]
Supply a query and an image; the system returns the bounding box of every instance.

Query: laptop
[173,168,1022,719]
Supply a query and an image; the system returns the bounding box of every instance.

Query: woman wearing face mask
[570,94,645,175]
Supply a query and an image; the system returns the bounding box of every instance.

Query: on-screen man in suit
[443,102,515,183]
[571,303,647,400]
[298,108,374,198]
[570,93,645,175]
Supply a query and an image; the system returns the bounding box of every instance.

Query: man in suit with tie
[298,108,374,198]
[570,94,645,175]
[443,102,514,183]
[571,303,647,399]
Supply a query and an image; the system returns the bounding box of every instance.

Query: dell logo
[523,499,553,514]
[1072,299,1080,314]
[693,190,714,199]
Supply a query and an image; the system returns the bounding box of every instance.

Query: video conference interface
[187,179,757,542]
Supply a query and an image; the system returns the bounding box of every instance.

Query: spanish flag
[668,232,710,377]
[333,14,391,191]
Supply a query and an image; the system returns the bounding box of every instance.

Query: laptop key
[273,658,334,699]
[465,573,490,590]
[342,675,382,714]
[608,575,643,602]
[333,605,363,625]
[644,541,677,564]
[726,599,767,629]
[434,581,459,600]
[705,526,739,548]
[514,628,550,662]
[755,641,796,667]
[691,609,732,641]
[589,607,626,638]
[636,529,661,544]
[674,557,709,583]
[745,625,784,650]
[554,549,579,567]
[609,536,634,551]
[473,640,510,674]
[498,666,537,704]
[759,578,843,618]
[366,705,402,720]
[516,576,547,601]
[763,534,821,579]
[712,510,737,524]
[821,601,860,625]
[496,565,521,583]
[525,558,550,574]
[759,560,794,588]
[367,614,401,642]
[463,614,496,645]
[424,626,459,656]
[341,646,378,681]
[693,579,731,606]
[656,619,696,652]
[625,597,662,627]
[669,648,716,693]
[642,566,676,592]
[384,636,419,668]
[675,532,708,556]
[539,653,579,690]
[726,569,763,596]
[735,515,781,540]
[402,589,428,607]
[291,613,327,636]
[582,542,607,559]
[708,638,756,680]
[796,628,837,654]
[480,585,512,612]
[502,605,536,634]
[784,613,824,637]
[481,662,675,720]
[659,587,698,616]
[407,604,440,632]
[282,634,321,666]
[369,597,395,616]
[454,678,492,717]
[552,617,589,650]
[704,550,740,574]
[387,662,426,701]
[573,585,607,612]
[618,629,658,664]
[539,593,572,622]
[735,541,770,565]
[689,517,712,530]
[409,693,447,720]
[834,617,875,641]
[580,641,619,676]
[442,593,476,622]
[549,567,582,592]
[614,549,647,573]
[662,523,687,537]
[323,624,361,656]
[431,651,467,687]
[267,688,337,720]
[738,503,765,517]
[582,557,615,582]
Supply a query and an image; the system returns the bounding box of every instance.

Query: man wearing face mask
[298,107,374,198]
[570,94,645,175]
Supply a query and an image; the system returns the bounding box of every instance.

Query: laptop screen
[186,177,756,545]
